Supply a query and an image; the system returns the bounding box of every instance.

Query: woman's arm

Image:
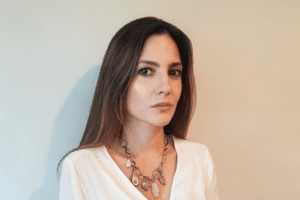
[59,157,85,200]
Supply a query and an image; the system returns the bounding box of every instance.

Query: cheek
[127,82,152,109]
[126,83,152,118]
[132,81,152,99]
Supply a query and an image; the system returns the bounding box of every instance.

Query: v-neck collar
[102,134,181,200]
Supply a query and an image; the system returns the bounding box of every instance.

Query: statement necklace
[118,134,169,198]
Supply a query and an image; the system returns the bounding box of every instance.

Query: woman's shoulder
[172,135,210,154]
[172,135,216,171]
[63,146,105,166]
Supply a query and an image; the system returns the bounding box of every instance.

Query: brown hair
[56,16,196,180]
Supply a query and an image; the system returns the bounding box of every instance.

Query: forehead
[138,33,181,63]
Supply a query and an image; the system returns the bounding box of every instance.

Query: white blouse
[59,135,219,200]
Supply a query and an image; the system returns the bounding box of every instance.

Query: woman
[58,16,219,200]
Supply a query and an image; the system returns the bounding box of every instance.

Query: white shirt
[59,135,219,200]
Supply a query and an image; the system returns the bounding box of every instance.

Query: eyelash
[138,67,182,77]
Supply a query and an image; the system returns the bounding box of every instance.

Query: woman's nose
[157,71,171,94]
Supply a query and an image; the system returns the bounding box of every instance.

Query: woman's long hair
[56,16,196,180]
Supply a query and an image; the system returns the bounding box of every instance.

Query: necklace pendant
[126,159,131,168]
[158,176,165,185]
[132,174,139,186]
[142,181,148,191]
[151,181,159,198]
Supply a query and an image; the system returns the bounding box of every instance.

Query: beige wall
[185,1,300,199]
[1,0,299,199]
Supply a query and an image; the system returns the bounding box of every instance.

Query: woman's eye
[138,67,152,76]
[171,70,182,77]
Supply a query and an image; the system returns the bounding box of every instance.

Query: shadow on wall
[30,65,100,200]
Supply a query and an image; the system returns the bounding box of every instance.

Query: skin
[113,33,183,159]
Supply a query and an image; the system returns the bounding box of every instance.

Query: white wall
[0,0,299,199]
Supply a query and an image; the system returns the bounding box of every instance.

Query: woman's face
[125,33,183,127]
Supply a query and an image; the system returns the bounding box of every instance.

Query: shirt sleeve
[59,157,85,200]
[205,147,220,200]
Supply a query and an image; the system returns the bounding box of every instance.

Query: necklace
[118,133,169,198]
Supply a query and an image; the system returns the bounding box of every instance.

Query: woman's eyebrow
[138,60,182,68]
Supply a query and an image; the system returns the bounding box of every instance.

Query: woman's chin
[150,117,173,127]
